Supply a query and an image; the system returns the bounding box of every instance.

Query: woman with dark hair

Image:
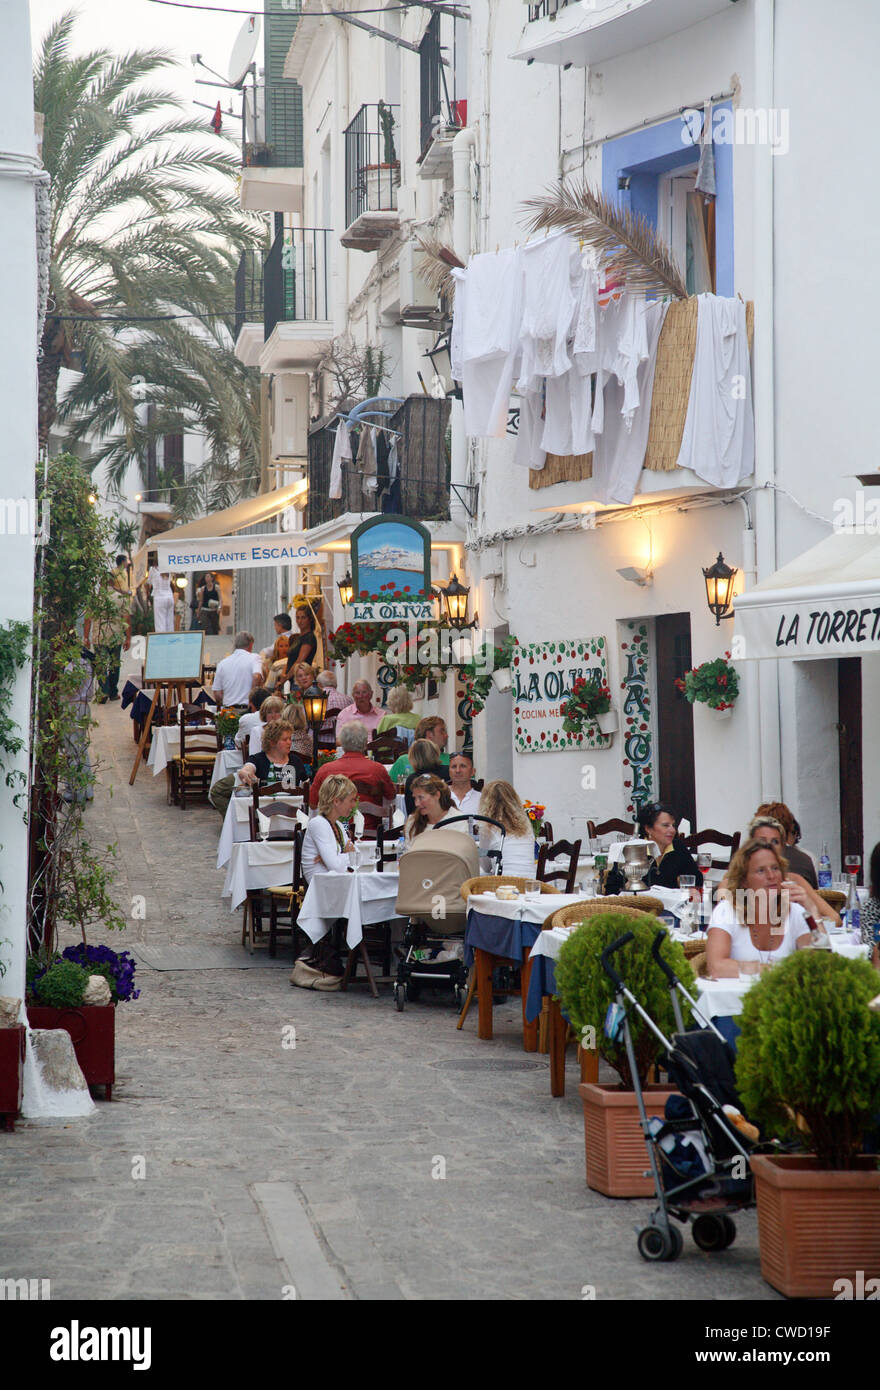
[195,572,222,634]
[604,801,701,896]
[284,604,319,677]
[861,843,880,966]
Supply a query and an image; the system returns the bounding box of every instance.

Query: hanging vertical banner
[513,638,609,753]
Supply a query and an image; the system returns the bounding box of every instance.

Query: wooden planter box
[751,1153,880,1298]
[0,1025,26,1131]
[579,1082,677,1197]
[26,1005,115,1100]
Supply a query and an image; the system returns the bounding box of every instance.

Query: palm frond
[521,181,688,300]
[414,236,464,302]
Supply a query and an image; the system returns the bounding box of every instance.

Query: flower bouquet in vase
[216,707,241,748]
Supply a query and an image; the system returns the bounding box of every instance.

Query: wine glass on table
[844,853,861,883]
[696,852,712,924]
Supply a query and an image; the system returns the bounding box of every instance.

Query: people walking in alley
[147,557,175,633]
[195,572,222,634]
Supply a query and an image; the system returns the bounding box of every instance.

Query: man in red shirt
[309,719,395,831]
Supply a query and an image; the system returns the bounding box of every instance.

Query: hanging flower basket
[559,677,613,738]
[674,653,739,711]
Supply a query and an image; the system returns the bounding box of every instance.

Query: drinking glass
[524,879,541,902]
[844,854,861,882]
[678,875,697,890]
[738,960,761,982]
[696,852,712,880]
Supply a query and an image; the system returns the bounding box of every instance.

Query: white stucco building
[229,0,879,874]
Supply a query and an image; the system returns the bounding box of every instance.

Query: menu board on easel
[144,631,205,684]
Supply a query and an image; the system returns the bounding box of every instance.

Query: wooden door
[837,657,863,870]
[654,613,697,829]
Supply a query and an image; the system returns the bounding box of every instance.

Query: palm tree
[34,13,264,510]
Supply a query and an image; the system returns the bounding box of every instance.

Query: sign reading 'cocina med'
[513,638,609,754]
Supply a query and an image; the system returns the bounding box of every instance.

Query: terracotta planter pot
[751,1153,880,1298]
[0,1025,26,1131]
[579,1081,677,1197]
[26,1004,115,1100]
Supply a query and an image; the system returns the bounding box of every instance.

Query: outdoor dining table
[147,723,232,783]
[463,891,589,1050]
[211,746,243,789]
[217,790,304,869]
[298,867,402,998]
[695,936,872,1021]
[221,838,301,911]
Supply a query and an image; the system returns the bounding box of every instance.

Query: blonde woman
[282,698,313,763]
[706,838,813,979]
[301,774,358,881]
[238,693,284,757]
[478,780,536,876]
[377,686,420,737]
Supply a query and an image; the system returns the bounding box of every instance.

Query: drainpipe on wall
[449,125,476,538]
[752,0,782,801]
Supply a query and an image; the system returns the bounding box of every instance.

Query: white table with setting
[695,934,873,1021]
[217,789,305,869]
[297,865,403,998]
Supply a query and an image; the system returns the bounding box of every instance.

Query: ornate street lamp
[337,570,354,608]
[703,552,738,625]
[302,681,328,767]
[437,572,471,630]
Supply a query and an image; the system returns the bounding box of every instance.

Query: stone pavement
[0,673,779,1302]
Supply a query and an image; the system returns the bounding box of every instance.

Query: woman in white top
[301,774,358,882]
[478,780,537,877]
[405,775,470,842]
[706,839,813,978]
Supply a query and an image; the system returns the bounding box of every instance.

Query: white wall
[0,0,39,1000]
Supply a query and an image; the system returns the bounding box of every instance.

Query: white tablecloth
[695,976,752,1020]
[147,724,221,777]
[217,792,303,869]
[221,840,300,911]
[529,922,706,965]
[210,747,243,789]
[467,890,590,926]
[298,869,401,949]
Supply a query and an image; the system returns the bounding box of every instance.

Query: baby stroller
[601,929,758,1262]
[393,816,504,1011]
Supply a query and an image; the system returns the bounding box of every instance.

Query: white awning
[133,480,307,585]
[733,531,880,660]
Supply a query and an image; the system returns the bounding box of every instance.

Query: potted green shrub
[555,911,694,1196]
[736,951,880,1297]
[26,945,139,1101]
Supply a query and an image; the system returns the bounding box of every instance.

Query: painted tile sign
[620,622,654,816]
[513,638,610,753]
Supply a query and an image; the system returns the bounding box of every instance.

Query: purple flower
[60,943,140,1003]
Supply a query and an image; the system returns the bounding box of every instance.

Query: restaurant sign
[347,599,435,622]
[733,596,880,660]
[156,534,320,572]
[513,638,610,754]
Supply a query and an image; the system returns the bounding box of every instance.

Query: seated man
[309,720,395,833]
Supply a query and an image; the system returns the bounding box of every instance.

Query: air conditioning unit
[397,239,444,327]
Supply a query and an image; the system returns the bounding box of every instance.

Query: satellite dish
[228,15,260,89]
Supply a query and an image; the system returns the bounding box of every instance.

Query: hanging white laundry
[571,254,598,371]
[329,420,351,500]
[541,370,594,457]
[676,294,754,487]
[357,425,379,499]
[517,232,576,393]
[513,389,546,470]
[591,300,669,505]
[452,250,524,437]
[591,293,650,437]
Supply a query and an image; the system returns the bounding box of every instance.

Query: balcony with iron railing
[516,0,736,66]
[417,11,466,180]
[260,227,333,372]
[341,103,401,252]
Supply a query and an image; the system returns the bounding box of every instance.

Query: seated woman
[604,802,700,896]
[237,692,284,757]
[237,719,307,789]
[477,780,536,877]
[405,775,469,843]
[301,774,358,882]
[706,839,813,978]
[403,737,450,815]
[753,800,818,887]
[861,841,880,968]
[377,685,420,742]
[282,696,314,768]
[716,816,840,928]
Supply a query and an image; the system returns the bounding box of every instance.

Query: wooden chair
[366,731,408,765]
[264,828,307,958]
[317,708,341,752]
[176,715,218,808]
[587,817,635,842]
[249,794,302,842]
[682,828,741,869]
[456,878,560,1030]
[536,838,582,894]
[818,888,846,914]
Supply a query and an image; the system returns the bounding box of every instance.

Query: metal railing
[343,103,400,230]
[419,12,464,156]
[234,249,263,338]
[529,0,571,18]
[263,228,331,339]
